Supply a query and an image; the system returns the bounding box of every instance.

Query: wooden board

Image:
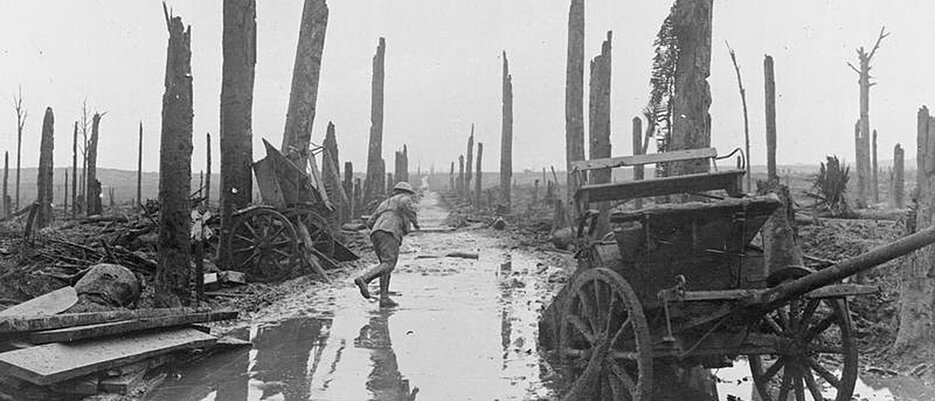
[0,327,216,385]
[27,310,237,344]
[252,157,287,208]
[0,287,77,317]
[570,148,718,171]
[0,307,210,335]
[576,169,745,204]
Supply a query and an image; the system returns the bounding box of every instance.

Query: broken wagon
[224,139,357,282]
[539,147,935,401]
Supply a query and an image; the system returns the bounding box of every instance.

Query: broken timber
[0,308,214,335]
[26,310,237,344]
[0,287,77,318]
[0,327,216,385]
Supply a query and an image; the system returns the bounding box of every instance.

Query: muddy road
[147,191,564,401]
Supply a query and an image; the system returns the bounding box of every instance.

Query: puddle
[146,192,561,401]
[715,357,933,401]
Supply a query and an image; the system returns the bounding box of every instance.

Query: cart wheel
[285,208,335,258]
[559,268,652,401]
[747,297,858,401]
[229,207,298,282]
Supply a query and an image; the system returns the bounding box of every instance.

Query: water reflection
[354,309,418,400]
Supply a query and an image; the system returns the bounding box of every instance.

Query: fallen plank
[0,287,78,317]
[0,307,210,335]
[0,327,217,385]
[98,369,146,394]
[27,310,238,344]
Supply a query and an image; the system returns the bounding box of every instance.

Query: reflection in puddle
[715,357,933,401]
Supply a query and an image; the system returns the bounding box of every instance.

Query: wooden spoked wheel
[285,207,334,258]
[229,207,298,282]
[747,297,858,401]
[560,268,653,401]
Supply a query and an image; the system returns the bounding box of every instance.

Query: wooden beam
[576,169,743,204]
[0,327,216,385]
[0,308,210,335]
[571,148,718,171]
[27,310,237,344]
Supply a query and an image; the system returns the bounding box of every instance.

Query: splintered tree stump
[475,142,483,205]
[500,51,513,210]
[156,10,194,307]
[86,113,103,215]
[588,32,612,235]
[364,37,386,204]
[36,107,54,228]
[565,0,585,213]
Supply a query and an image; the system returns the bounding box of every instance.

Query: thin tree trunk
[86,113,103,215]
[764,55,777,182]
[364,38,386,204]
[205,132,211,208]
[64,169,68,215]
[851,28,888,209]
[668,0,713,177]
[449,162,455,192]
[588,31,612,235]
[475,142,483,205]
[893,143,904,209]
[726,42,751,191]
[156,8,194,308]
[219,0,257,269]
[458,155,465,197]
[896,106,935,350]
[2,151,8,217]
[632,117,644,209]
[72,122,78,218]
[872,129,878,203]
[565,0,585,216]
[14,91,24,212]
[137,122,143,211]
[501,51,513,210]
[36,107,54,228]
[280,0,329,168]
[465,126,474,200]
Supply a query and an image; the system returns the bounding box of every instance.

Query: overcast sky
[0,0,933,175]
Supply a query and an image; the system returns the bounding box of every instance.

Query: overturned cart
[225,140,358,282]
[539,148,935,401]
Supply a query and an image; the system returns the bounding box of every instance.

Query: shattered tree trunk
[401,145,409,182]
[896,106,935,350]
[764,55,777,182]
[364,38,386,204]
[219,0,257,269]
[449,162,455,192]
[205,132,211,207]
[343,161,354,218]
[156,11,194,308]
[872,129,879,203]
[64,169,68,214]
[893,143,904,208]
[386,173,394,195]
[632,116,644,209]
[14,90,24,212]
[2,151,8,217]
[668,0,713,176]
[324,122,339,179]
[851,28,888,209]
[458,155,465,198]
[394,150,403,184]
[137,122,143,211]
[36,107,54,228]
[72,122,78,218]
[475,142,483,205]
[86,113,103,215]
[280,0,328,168]
[500,51,513,210]
[465,126,474,201]
[565,0,585,216]
[588,32,612,235]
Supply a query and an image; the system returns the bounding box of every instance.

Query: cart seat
[575,169,745,204]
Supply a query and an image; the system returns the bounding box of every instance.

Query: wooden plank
[804,284,879,299]
[0,287,77,317]
[252,158,286,208]
[570,148,718,171]
[27,310,237,344]
[575,170,745,204]
[0,307,209,335]
[0,327,216,385]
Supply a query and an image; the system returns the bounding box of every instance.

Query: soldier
[355,181,420,307]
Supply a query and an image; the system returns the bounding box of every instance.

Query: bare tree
[12,86,26,211]
[847,26,889,208]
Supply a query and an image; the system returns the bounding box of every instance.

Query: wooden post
[219,0,257,269]
[137,122,143,212]
[465,125,474,201]
[280,0,328,168]
[632,116,645,209]
[36,107,54,228]
[895,106,935,350]
[500,51,513,210]
[86,113,103,215]
[156,7,194,307]
[204,132,212,208]
[72,122,78,218]
[565,0,585,215]
[475,142,483,205]
[872,129,878,204]
[893,143,904,208]
[364,38,386,204]
[764,55,777,182]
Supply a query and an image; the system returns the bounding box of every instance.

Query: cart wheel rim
[747,298,858,401]
[559,267,653,401]
[229,208,297,282]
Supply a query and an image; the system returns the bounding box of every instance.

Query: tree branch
[846,62,860,75]
[867,26,890,60]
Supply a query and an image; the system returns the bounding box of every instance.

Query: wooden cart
[539,148,935,401]
[225,140,357,282]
